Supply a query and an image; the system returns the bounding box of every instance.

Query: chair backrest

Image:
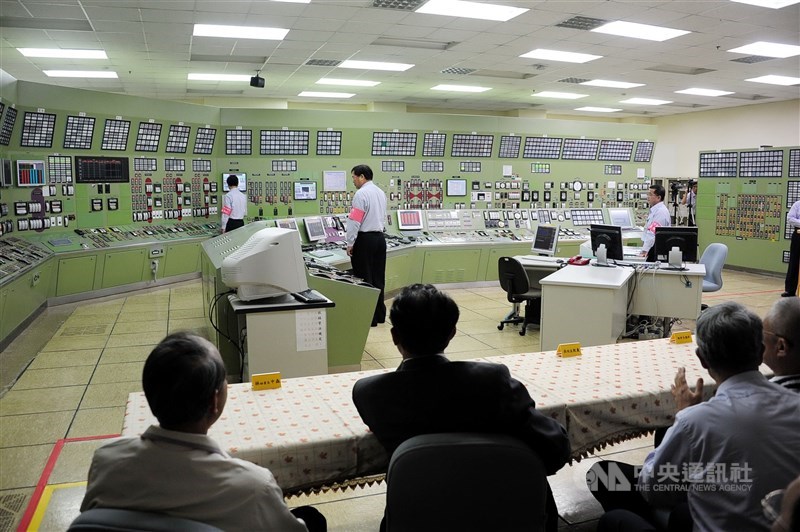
[385,432,548,532]
[498,257,530,302]
[699,243,728,292]
[68,508,223,532]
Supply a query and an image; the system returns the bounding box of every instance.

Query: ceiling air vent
[305,59,342,67]
[556,16,608,30]
[372,0,425,10]
[730,56,773,64]
[441,67,477,75]
[559,77,590,84]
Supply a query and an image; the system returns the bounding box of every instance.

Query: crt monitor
[397,209,424,231]
[222,173,246,192]
[531,224,559,256]
[221,228,309,301]
[303,216,326,242]
[655,226,698,262]
[607,208,634,229]
[590,224,624,262]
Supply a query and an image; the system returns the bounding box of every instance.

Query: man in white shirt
[763,297,800,392]
[345,164,388,326]
[641,184,671,261]
[682,181,697,226]
[221,174,247,233]
[81,332,325,532]
[783,199,800,297]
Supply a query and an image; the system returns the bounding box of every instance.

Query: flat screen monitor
[276,218,298,231]
[397,209,424,231]
[322,170,347,191]
[303,216,326,242]
[590,224,624,262]
[655,226,698,263]
[531,224,559,256]
[293,181,317,201]
[446,178,467,197]
[607,208,634,229]
[222,173,246,192]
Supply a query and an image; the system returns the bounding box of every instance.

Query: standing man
[682,181,697,226]
[763,297,800,392]
[641,184,671,261]
[221,174,247,234]
[783,199,800,297]
[346,164,387,326]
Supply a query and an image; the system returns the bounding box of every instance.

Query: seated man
[589,302,800,532]
[81,332,323,532]
[353,284,570,530]
[763,297,800,392]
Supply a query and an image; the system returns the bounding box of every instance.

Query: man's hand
[346,245,354,257]
[671,367,703,411]
[640,250,648,257]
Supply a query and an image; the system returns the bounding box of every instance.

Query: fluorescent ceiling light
[534,91,588,99]
[620,97,672,105]
[746,74,800,85]
[271,0,310,3]
[193,24,289,40]
[432,84,491,93]
[43,70,117,78]
[416,0,528,22]
[730,0,800,8]
[592,21,690,42]
[298,91,355,98]
[575,107,623,112]
[188,73,251,81]
[728,41,800,58]
[520,49,601,63]
[339,60,413,71]
[581,79,644,89]
[317,78,380,87]
[18,48,107,59]
[675,88,734,97]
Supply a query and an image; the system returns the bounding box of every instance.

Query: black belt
[359,231,383,234]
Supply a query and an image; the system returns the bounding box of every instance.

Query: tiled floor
[0,269,785,531]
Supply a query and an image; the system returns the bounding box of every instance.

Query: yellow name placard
[670,331,693,344]
[251,372,282,390]
[556,342,582,357]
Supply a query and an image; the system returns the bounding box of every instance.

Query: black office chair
[497,256,542,336]
[68,508,223,532]
[384,433,548,532]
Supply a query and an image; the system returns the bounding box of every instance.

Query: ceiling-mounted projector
[250,75,265,88]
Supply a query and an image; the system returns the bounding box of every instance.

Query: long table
[123,338,717,494]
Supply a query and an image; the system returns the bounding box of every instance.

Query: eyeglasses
[762,489,788,529]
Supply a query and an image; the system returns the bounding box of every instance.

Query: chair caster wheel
[519,330,526,336]
[498,324,504,331]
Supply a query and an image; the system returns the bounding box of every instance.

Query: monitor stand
[592,244,616,268]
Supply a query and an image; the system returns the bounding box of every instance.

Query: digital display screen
[608,208,634,228]
[276,218,298,231]
[222,173,246,192]
[446,178,468,197]
[293,181,317,200]
[304,216,326,241]
[397,209,424,231]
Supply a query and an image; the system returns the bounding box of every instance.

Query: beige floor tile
[364,341,400,360]
[167,317,209,332]
[377,357,402,368]
[80,382,142,409]
[0,411,74,447]
[0,487,34,531]
[470,331,540,350]
[41,336,108,352]
[49,440,106,485]
[115,311,170,324]
[62,314,118,327]
[456,318,505,335]
[28,349,102,370]
[55,323,114,338]
[446,349,505,361]
[0,445,53,489]
[0,387,85,416]
[111,320,168,336]
[105,333,160,348]
[447,335,493,353]
[70,301,124,316]
[68,407,126,438]
[169,298,205,310]
[12,366,94,390]
[309,490,387,532]
[168,308,205,319]
[35,483,84,532]
[90,362,144,384]
[453,308,489,322]
[99,345,156,364]
[359,360,384,371]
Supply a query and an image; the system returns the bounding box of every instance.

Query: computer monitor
[655,226,698,263]
[446,178,467,197]
[293,181,317,201]
[607,207,634,229]
[222,173,246,192]
[531,224,559,256]
[276,218,298,231]
[303,216,326,242]
[397,209,424,231]
[590,224,624,265]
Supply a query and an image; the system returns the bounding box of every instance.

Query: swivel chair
[497,257,542,336]
[699,243,728,311]
[384,433,548,532]
[68,508,223,532]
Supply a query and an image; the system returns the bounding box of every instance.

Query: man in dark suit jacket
[353,284,570,530]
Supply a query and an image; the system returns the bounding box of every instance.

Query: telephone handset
[567,255,590,266]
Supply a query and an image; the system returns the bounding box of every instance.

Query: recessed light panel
[431,84,491,92]
[728,41,800,58]
[575,107,622,112]
[339,60,414,71]
[299,91,355,98]
[746,75,800,85]
[534,91,588,99]
[730,0,800,8]
[675,88,734,97]
[18,48,107,59]
[415,0,528,22]
[580,79,644,88]
[188,74,251,81]
[44,70,118,78]
[317,78,380,87]
[520,49,602,63]
[620,97,672,105]
[193,24,289,40]
[592,21,690,41]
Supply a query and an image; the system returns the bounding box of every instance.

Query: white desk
[629,263,705,318]
[539,265,633,350]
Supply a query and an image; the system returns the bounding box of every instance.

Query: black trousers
[786,229,800,295]
[351,232,387,324]
[225,218,244,233]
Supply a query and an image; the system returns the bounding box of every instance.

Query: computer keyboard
[309,249,334,258]
[622,245,644,256]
